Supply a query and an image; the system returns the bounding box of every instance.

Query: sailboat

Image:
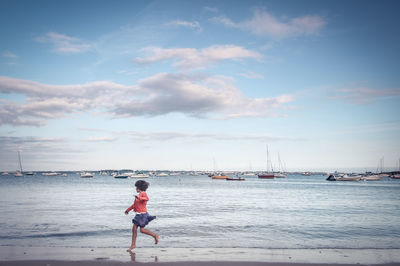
[80,172,94,178]
[243,162,256,176]
[130,171,150,178]
[210,158,228,179]
[392,159,400,179]
[362,156,385,181]
[258,145,275,179]
[361,174,381,181]
[14,151,23,177]
[274,152,286,178]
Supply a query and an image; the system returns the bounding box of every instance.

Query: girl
[125,180,158,251]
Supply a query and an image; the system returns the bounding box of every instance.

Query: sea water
[0,173,399,249]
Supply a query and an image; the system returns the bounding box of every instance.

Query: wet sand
[1,247,400,265]
[1,261,400,266]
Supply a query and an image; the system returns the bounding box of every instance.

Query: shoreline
[1,247,400,265]
[1,262,400,266]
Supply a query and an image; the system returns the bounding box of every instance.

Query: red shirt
[125,191,149,213]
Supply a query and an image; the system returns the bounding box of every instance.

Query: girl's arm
[125,203,135,214]
[137,192,149,202]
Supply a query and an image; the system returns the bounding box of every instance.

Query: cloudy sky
[1,0,399,172]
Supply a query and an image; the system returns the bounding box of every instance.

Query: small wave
[0,228,128,240]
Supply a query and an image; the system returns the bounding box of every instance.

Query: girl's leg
[127,225,138,251]
[139,227,159,244]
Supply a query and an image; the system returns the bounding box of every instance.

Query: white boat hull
[130,174,149,178]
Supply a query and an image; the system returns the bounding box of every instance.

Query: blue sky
[1,0,399,172]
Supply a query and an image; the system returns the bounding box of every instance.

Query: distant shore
[1,247,400,265]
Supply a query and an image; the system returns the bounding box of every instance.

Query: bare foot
[154,234,159,244]
[127,250,136,262]
[127,245,135,252]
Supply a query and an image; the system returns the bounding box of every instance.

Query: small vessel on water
[211,174,228,180]
[275,153,286,178]
[258,173,275,179]
[258,145,275,179]
[42,172,59,176]
[243,172,256,176]
[114,174,129,179]
[130,171,149,178]
[80,172,94,178]
[14,151,23,177]
[361,174,381,181]
[156,172,169,177]
[336,175,361,181]
[14,171,23,177]
[326,174,361,181]
[226,177,245,181]
[274,172,286,178]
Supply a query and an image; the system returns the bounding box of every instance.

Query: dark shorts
[132,212,156,228]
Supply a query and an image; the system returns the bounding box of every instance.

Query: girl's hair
[135,180,149,191]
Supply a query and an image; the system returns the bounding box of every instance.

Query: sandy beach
[1,261,400,266]
[1,247,400,266]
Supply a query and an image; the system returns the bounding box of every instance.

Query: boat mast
[376,156,384,173]
[266,145,273,172]
[18,151,23,172]
[278,152,283,172]
[213,157,218,173]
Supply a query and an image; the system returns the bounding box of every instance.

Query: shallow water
[0,173,399,249]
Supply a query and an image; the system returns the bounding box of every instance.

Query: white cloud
[211,8,325,39]
[79,128,305,143]
[123,130,304,143]
[204,6,218,13]
[169,20,202,32]
[135,45,262,69]
[0,76,131,100]
[2,51,17,58]
[0,76,134,126]
[0,135,69,153]
[111,72,295,119]
[126,131,305,142]
[210,16,236,27]
[240,71,264,79]
[2,51,18,66]
[0,136,79,170]
[329,87,400,104]
[0,73,295,126]
[36,32,92,54]
[85,137,117,142]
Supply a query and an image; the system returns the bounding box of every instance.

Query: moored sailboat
[274,153,286,178]
[14,151,23,177]
[80,172,94,178]
[361,174,381,181]
[258,145,274,179]
[274,172,286,178]
[130,171,149,178]
[114,173,129,179]
[326,174,361,181]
